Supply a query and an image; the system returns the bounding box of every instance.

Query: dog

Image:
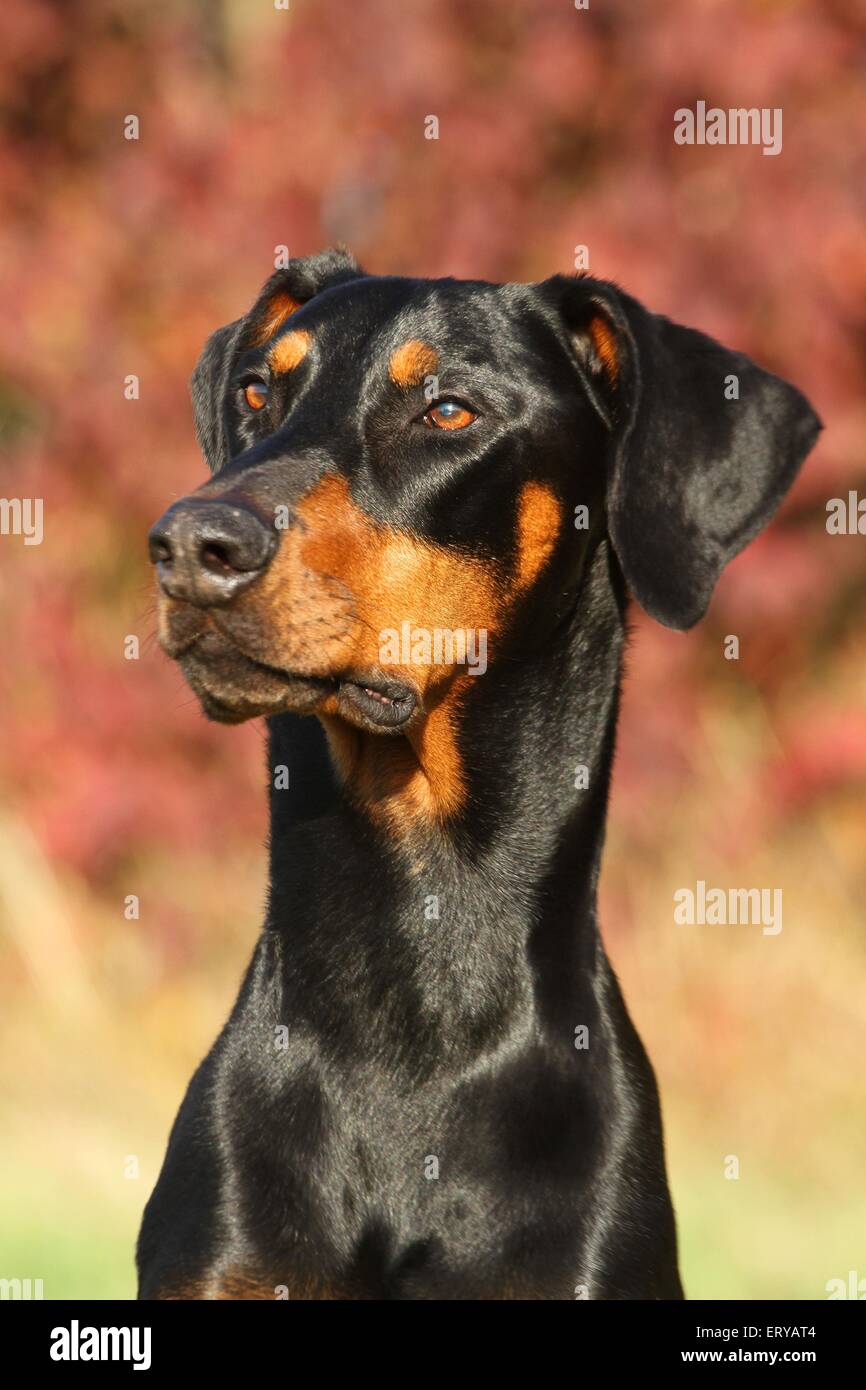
[137,248,820,1299]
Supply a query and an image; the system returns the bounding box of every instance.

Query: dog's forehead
[286,274,540,363]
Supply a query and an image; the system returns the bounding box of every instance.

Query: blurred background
[0,0,864,1300]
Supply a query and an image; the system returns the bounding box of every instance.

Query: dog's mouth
[173,625,418,731]
[336,673,418,730]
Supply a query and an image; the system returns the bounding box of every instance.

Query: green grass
[0,1160,138,1300]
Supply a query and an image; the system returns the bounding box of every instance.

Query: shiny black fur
[137,249,820,1299]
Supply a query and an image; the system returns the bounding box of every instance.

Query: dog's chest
[209,1026,605,1298]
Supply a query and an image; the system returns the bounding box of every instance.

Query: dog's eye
[423,399,476,431]
[243,379,269,411]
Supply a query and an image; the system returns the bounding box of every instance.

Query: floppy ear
[550,275,822,630]
[190,247,365,473]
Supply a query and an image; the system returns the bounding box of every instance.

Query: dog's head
[150,249,819,820]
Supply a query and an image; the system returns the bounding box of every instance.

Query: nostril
[195,515,275,577]
[148,531,174,566]
[200,541,236,573]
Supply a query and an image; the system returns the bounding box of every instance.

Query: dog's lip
[337,673,418,729]
[181,624,418,728]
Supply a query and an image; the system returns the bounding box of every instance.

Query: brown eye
[243,379,269,410]
[423,399,476,431]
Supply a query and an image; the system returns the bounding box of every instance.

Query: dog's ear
[547,275,821,630]
[190,247,365,472]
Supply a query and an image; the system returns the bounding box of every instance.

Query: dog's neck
[264,539,627,1056]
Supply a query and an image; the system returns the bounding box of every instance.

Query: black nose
[148,500,277,607]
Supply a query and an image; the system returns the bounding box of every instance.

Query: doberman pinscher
[138,249,820,1299]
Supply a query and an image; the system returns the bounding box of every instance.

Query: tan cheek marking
[268,329,312,374]
[240,477,562,833]
[587,313,618,383]
[514,481,562,591]
[388,339,439,387]
[244,473,503,828]
[322,674,472,826]
[246,292,303,347]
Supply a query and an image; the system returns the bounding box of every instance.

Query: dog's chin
[179,650,331,724]
[194,688,271,725]
[174,637,419,732]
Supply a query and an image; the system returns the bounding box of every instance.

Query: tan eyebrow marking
[268,329,312,374]
[247,292,303,347]
[389,340,439,388]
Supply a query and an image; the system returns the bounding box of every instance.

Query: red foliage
[0,0,864,892]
